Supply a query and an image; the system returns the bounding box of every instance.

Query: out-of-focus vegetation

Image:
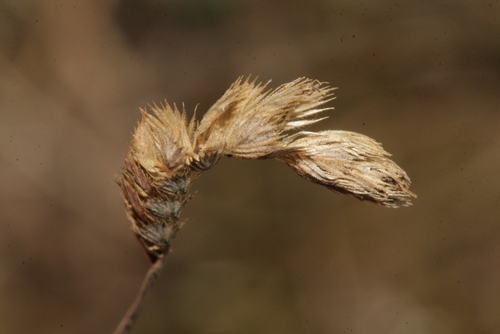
[1,0,499,333]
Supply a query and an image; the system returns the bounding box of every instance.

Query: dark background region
[1,0,499,333]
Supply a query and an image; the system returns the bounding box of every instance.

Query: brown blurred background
[1,0,499,333]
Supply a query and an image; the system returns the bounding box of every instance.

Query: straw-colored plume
[280,130,415,207]
[194,77,335,159]
[117,77,415,260]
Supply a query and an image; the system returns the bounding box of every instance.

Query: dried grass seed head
[281,130,415,207]
[117,76,416,260]
[194,77,336,159]
[117,103,199,260]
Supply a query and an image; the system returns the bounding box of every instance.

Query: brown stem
[113,256,166,334]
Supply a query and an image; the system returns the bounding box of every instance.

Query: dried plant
[114,77,415,333]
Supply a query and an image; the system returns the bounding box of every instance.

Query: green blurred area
[1,0,499,333]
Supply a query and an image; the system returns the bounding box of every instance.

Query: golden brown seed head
[117,77,416,260]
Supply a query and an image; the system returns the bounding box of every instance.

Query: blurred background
[1,0,499,333]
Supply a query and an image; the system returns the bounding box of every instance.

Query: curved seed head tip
[280,131,416,207]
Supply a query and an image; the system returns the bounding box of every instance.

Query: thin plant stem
[113,256,167,334]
